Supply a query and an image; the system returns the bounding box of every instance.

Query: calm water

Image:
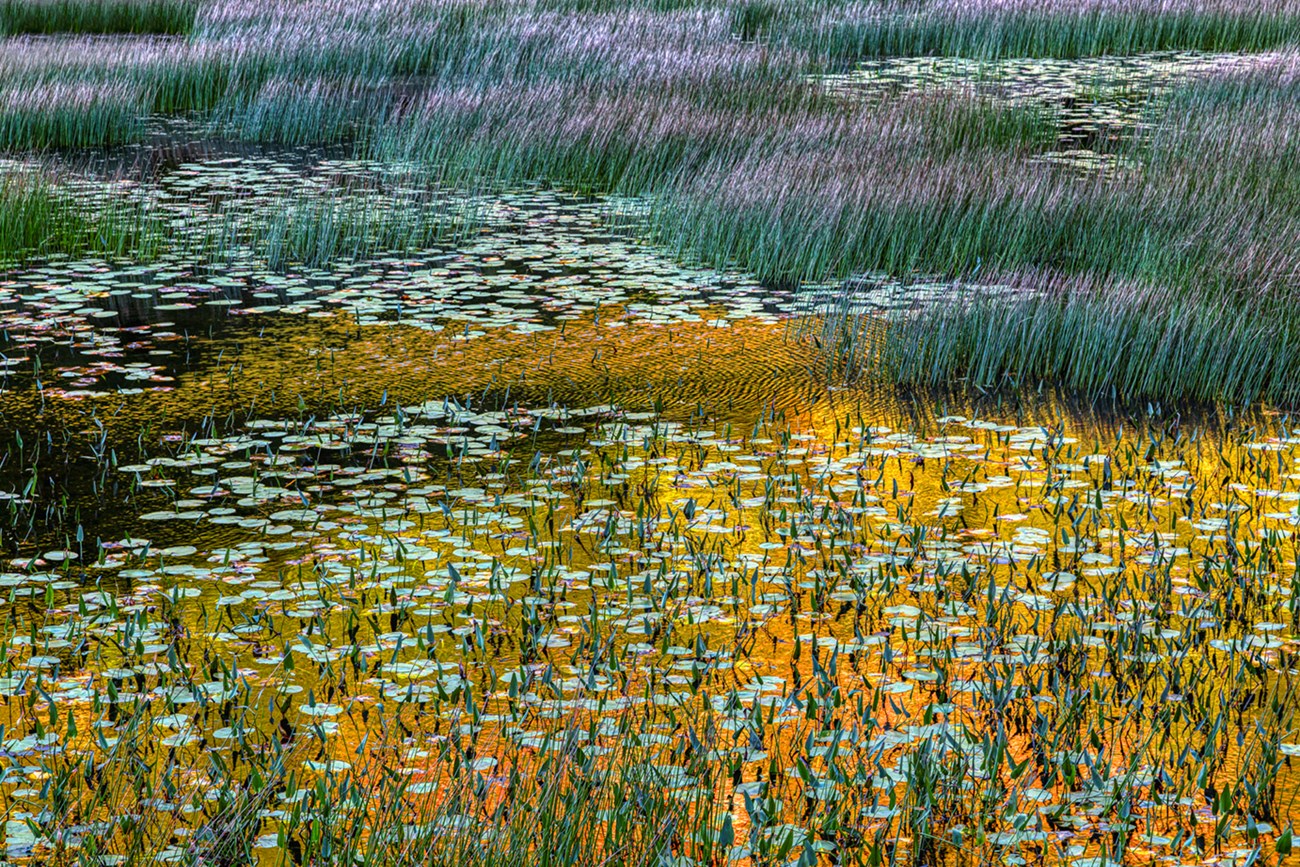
[2,155,1300,865]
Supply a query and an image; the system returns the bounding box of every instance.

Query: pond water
[2,155,1300,865]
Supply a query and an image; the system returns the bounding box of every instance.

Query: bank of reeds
[784,0,1300,61]
[856,56,1300,404]
[0,36,239,138]
[639,53,1300,402]
[0,0,198,35]
[817,277,1300,404]
[0,80,145,149]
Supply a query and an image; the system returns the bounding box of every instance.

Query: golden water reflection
[1,309,1299,865]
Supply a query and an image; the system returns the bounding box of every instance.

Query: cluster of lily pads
[821,51,1275,172]
[0,160,800,404]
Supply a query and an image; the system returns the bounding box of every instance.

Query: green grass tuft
[0,172,161,261]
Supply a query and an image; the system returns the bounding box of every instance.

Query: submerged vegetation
[3,1,1300,865]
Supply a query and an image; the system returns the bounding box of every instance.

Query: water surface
[2,156,1299,866]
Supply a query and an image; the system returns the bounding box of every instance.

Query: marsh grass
[837,58,1300,404]
[784,0,1300,62]
[8,1,1300,862]
[817,278,1300,404]
[0,173,162,262]
[0,168,482,270]
[0,0,198,35]
[0,37,237,147]
[377,85,1057,205]
[249,190,482,270]
[213,75,396,146]
[0,81,146,150]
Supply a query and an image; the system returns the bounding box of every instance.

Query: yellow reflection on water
[2,309,1300,865]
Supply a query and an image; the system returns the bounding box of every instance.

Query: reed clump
[0,80,146,149]
[0,166,480,269]
[0,171,161,261]
[818,276,1300,405]
[0,0,199,35]
[857,57,1300,403]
